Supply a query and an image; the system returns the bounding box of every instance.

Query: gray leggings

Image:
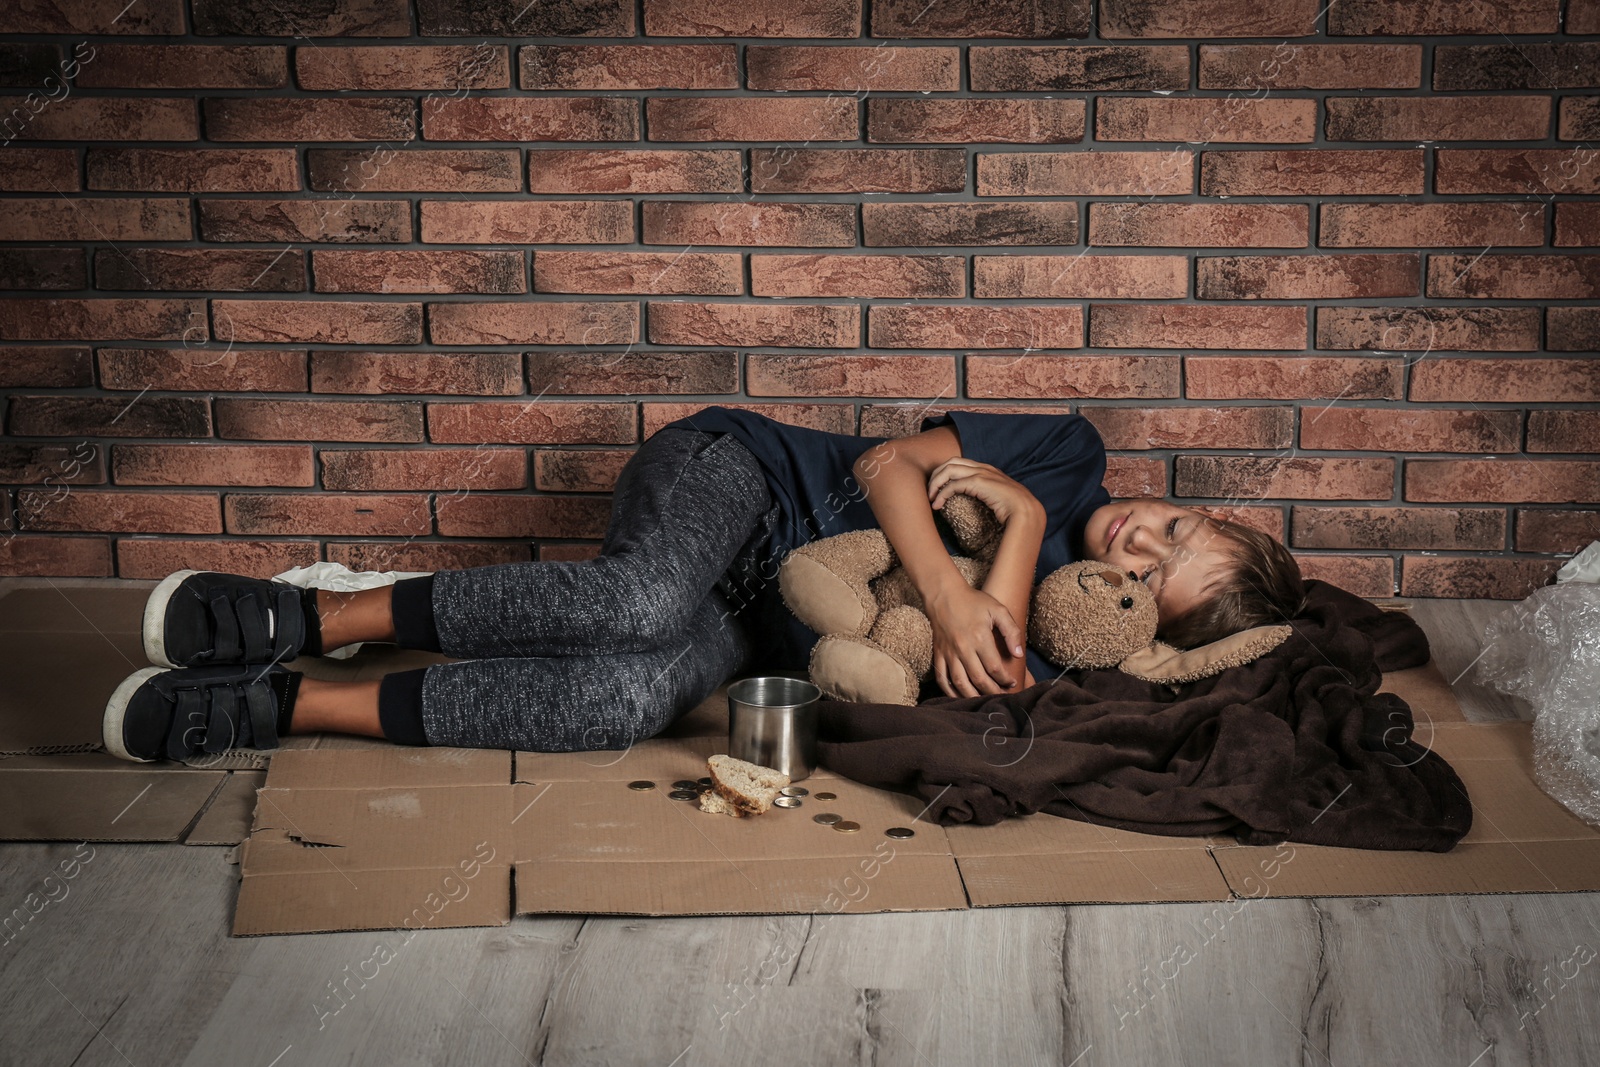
[388,428,780,751]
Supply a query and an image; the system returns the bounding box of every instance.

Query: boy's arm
[978,506,1045,681]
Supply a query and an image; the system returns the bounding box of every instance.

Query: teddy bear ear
[1117,624,1295,684]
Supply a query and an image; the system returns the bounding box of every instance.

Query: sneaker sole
[103,665,167,762]
[142,568,199,668]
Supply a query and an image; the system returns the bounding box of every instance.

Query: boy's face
[1082,497,1234,629]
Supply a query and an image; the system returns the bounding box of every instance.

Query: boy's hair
[1156,515,1309,650]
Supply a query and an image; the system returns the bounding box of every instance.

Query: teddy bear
[777,492,1294,705]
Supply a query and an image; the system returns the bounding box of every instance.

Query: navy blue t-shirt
[659,405,1111,689]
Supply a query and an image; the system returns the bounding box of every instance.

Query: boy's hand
[927,458,1042,528]
[923,582,1028,698]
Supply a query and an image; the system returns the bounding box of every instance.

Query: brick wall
[2,0,1597,599]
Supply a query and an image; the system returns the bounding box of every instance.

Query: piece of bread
[707,754,789,816]
[697,790,746,818]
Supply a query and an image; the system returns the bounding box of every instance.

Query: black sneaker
[143,569,316,668]
[103,662,300,763]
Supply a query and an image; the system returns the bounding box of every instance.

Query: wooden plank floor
[2,597,1597,1067]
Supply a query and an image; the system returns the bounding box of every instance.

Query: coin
[672,779,699,790]
[627,780,655,791]
[885,827,915,839]
[780,786,809,798]
[773,796,802,809]
[813,813,841,825]
[668,789,699,801]
[813,791,837,801]
[832,820,861,833]
[697,777,712,787]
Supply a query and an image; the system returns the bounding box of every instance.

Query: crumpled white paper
[271,561,432,659]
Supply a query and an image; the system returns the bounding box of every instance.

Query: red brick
[312,250,525,295]
[435,493,611,540]
[978,150,1192,196]
[0,443,104,484]
[7,395,210,438]
[1292,506,1505,551]
[1301,407,1520,453]
[1104,456,1168,497]
[746,45,957,91]
[307,149,520,193]
[1434,44,1600,90]
[533,449,635,492]
[1400,556,1561,599]
[1332,0,1558,33]
[0,248,84,290]
[862,203,1075,247]
[216,399,424,443]
[648,97,854,142]
[1527,411,1600,453]
[642,401,853,438]
[1089,203,1306,248]
[87,148,298,192]
[1185,356,1403,400]
[193,0,408,34]
[967,355,1180,399]
[16,489,220,533]
[1326,96,1550,142]
[747,354,955,397]
[1555,203,1600,246]
[327,540,531,572]
[1197,253,1418,299]
[751,148,966,194]
[1573,0,1600,33]
[868,98,1084,143]
[0,149,77,192]
[1315,306,1539,351]
[429,300,637,345]
[523,44,735,90]
[868,304,1082,349]
[648,201,855,247]
[1428,254,1600,299]
[1547,307,1600,351]
[1176,456,1395,500]
[116,539,319,579]
[975,255,1186,299]
[226,494,431,537]
[94,248,306,292]
[1319,203,1544,248]
[0,96,196,140]
[647,302,855,347]
[312,352,523,395]
[1081,406,1292,449]
[643,0,860,36]
[78,44,288,87]
[871,0,1087,36]
[1435,149,1600,195]
[751,254,964,298]
[320,448,527,491]
[415,0,633,35]
[427,402,635,444]
[1515,510,1600,553]
[0,347,92,387]
[1097,98,1315,142]
[527,351,737,395]
[216,299,422,345]
[0,298,204,341]
[199,199,412,243]
[99,348,306,392]
[0,536,112,577]
[1100,0,1318,37]
[1292,555,1395,598]
[5,0,183,33]
[1405,460,1600,503]
[1409,358,1600,403]
[969,45,1188,91]
[859,402,1075,438]
[1198,44,1421,89]
[535,251,743,295]
[1202,150,1424,196]
[1091,304,1307,350]
[112,444,313,486]
[527,149,741,193]
[205,97,415,141]
[6,198,192,242]
[423,96,637,140]
[422,200,632,245]
[298,45,510,90]
[1188,504,1284,539]
[1561,96,1600,140]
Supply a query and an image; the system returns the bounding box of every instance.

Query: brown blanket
[814,580,1472,852]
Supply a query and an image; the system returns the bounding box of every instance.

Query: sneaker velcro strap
[168,687,207,761]
[209,587,243,662]
[204,684,240,754]
[243,675,280,751]
[270,583,306,662]
[235,588,270,662]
